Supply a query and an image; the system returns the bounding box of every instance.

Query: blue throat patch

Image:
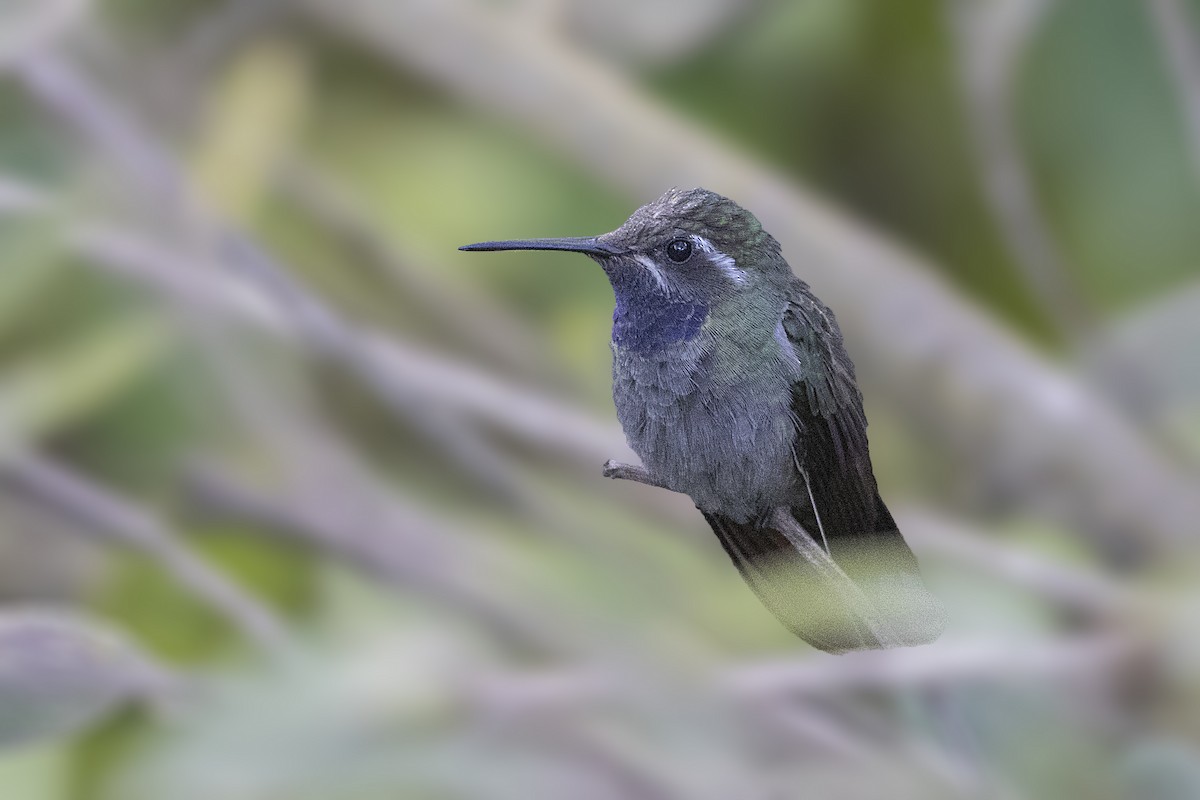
[608,266,707,353]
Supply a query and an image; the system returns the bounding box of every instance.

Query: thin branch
[723,634,1141,697]
[14,52,188,212]
[184,463,583,656]
[0,608,184,747]
[472,662,1025,796]
[533,727,682,800]
[296,0,1200,558]
[1,452,296,659]
[464,635,1141,712]
[896,507,1137,617]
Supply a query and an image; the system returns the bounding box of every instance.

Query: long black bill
[459,236,617,256]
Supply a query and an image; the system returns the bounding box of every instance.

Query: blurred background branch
[0,0,89,72]
[0,453,295,658]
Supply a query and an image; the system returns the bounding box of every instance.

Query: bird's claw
[602,459,626,479]
[602,460,675,491]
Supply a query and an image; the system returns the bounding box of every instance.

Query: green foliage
[1021,0,1200,310]
[0,315,171,451]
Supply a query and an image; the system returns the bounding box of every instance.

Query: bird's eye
[666,239,692,263]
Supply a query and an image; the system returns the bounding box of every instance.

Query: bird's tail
[703,493,944,653]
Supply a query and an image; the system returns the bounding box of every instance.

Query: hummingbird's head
[461,188,786,351]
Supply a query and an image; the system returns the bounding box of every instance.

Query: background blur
[0,0,1198,797]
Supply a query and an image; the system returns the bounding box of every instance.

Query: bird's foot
[601,460,672,490]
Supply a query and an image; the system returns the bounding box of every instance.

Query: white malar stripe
[634,254,671,293]
[690,236,748,285]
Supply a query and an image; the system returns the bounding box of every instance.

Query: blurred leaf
[0,744,71,800]
[307,93,627,316]
[0,221,67,341]
[97,525,314,663]
[0,610,174,750]
[0,315,173,448]
[1020,0,1200,310]
[96,552,242,665]
[190,39,310,220]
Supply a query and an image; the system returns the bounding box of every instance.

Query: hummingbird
[461,188,944,652]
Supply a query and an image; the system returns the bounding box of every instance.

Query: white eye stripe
[634,254,671,293]
[689,235,748,285]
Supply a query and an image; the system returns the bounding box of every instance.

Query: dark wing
[780,290,882,547]
[703,289,944,651]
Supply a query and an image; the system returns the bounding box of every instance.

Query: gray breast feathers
[611,340,799,521]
